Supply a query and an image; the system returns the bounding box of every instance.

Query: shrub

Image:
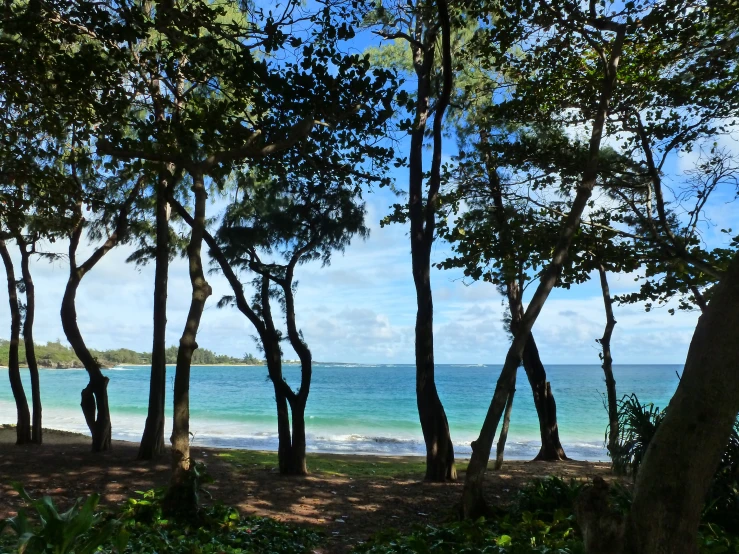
[610,394,666,476]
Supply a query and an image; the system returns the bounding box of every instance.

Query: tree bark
[597,265,619,457]
[0,239,31,444]
[139,171,171,460]
[624,253,739,554]
[164,171,212,514]
[409,0,456,482]
[523,336,567,461]
[461,23,626,519]
[17,239,41,443]
[494,385,515,470]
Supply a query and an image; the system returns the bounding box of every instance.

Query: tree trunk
[623,254,739,554]
[60,181,141,452]
[164,171,212,515]
[0,240,31,444]
[506,280,567,462]
[494,385,516,470]
[61,270,112,452]
[522,335,567,461]
[18,240,41,443]
[597,265,618,457]
[139,172,171,460]
[406,0,456,482]
[485,153,566,464]
[461,24,626,518]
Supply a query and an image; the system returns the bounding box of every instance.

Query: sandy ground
[0,427,615,552]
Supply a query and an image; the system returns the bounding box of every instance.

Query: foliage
[610,394,666,476]
[703,420,739,530]
[357,478,586,554]
[0,483,124,554]
[118,501,320,554]
[612,394,739,530]
[0,483,320,554]
[356,476,739,553]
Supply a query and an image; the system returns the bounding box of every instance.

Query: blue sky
[0,12,735,367]
[0,159,728,365]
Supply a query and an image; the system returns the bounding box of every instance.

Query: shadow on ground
[0,440,613,553]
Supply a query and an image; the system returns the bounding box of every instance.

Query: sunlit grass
[217,450,470,479]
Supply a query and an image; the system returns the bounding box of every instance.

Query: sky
[0,163,727,366]
[0,11,735,367]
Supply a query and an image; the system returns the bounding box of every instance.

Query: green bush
[610,394,665,476]
[0,484,125,554]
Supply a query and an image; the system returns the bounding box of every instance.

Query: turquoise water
[0,364,681,460]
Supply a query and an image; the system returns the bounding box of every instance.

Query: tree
[209,168,372,475]
[439,134,573,463]
[371,0,458,482]
[460,0,627,516]
[60,168,143,452]
[624,252,739,553]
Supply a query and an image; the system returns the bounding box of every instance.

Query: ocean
[0,364,681,460]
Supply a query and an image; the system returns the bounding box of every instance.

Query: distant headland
[0,339,264,369]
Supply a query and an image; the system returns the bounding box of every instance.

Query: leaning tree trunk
[597,265,618,458]
[487,156,566,463]
[623,254,739,554]
[164,171,212,516]
[506,281,567,462]
[494,384,516,470]
[461,23,625,519]
[61,272,112,452]
[0,240,31,444]
[139,172,171,460]
[18,241,42,443]
[522,335,567,461]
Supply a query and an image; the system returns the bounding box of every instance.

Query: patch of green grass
[216,450,460,479]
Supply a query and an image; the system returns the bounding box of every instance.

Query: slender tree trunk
[266,348,294,474]
[522,335,567,461]
[597,265,618,457]
[164,171,212,515]
[281,275,311,477]
[408,2,456,481]
[461,25,625,519]
[18,241,41,443]
[139,172,171,460]
[624,253,739,554]
[494,384,516,470]
[0,240,31,444]
[60,180,141,452]
[61,270,112,452]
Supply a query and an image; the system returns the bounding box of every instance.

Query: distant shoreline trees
[0,339,264,368]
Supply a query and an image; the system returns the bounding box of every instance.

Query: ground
[0,427,615,553]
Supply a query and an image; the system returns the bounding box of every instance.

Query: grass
[216,450,464,479]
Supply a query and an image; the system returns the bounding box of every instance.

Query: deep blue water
[0,363,681,460]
